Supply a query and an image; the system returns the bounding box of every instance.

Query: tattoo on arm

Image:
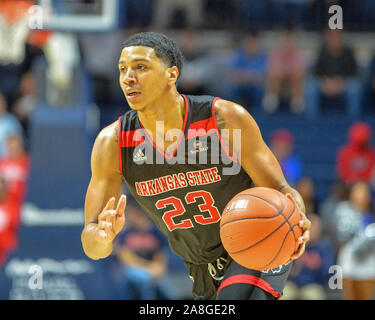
[114,124,119,144]
[214,108,231,153]
[214,109,226,130]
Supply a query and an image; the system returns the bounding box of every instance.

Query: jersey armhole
[211,97,239,163]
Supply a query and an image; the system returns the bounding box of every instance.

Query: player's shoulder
[90,119,122,173]
[185,94,247,117]
[93,120,119,157]
[214,98,248,116]
[97,120,118,143]
[213,98,254,130]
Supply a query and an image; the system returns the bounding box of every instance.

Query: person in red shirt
[336,122,375,185]
[0,133,29,266]
[0,134,29,212]
[0,175,19,266]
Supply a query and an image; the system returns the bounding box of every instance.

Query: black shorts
[216,260,292,300]
[186,257,292,300]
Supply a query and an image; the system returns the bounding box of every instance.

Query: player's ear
[167,66,179,85]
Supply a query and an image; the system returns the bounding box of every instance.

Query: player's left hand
[284,193,311,265]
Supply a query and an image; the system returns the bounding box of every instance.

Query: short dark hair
[122,32,184,79]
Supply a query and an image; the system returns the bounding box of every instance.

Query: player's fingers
[98,220,113,230]
[98,208,116,222]
[299,229,310,244]
[98,220,114,239]
[103,197,116,211]
[293,231,309,258]
[116,194,127,216]
[96,225,115,242]
[97,229,107,241]
[286,193,305,216]
[104,210,118,225]
[286,241,306,265]
[293,242,306,260]
[286,193,300,213]
[285,193,296,204]
[285,229,310,265]
[299,217,311,230]
[285,193,310,231]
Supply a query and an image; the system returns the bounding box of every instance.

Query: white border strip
[39,0,119,31]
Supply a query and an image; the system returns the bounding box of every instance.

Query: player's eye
[137,64,146,70]
[119,66,127,72]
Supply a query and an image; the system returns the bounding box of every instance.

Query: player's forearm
[81,223,113,260]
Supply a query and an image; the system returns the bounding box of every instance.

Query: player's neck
[138,89,186,135]
[137,88,186,154]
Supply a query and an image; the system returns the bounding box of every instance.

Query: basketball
[220,187,303,271]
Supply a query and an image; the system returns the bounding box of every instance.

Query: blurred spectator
[319,180,349,245]
[306,29,360,118]
[334,182,375,300]
[0,175,20,266]
[0,134,30,212]
[269,129,303,186]
[295,176,319,214]
[262,29,306,114]
[225,31,267,110]
[114,202,177,300]
[12,72,37,144]
[153,0,203,29]
[282,213,335,300]
[0,92,23,157]
[177,28,208,96]
[336,122,375,185]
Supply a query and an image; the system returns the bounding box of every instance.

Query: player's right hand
[96,195,126,243]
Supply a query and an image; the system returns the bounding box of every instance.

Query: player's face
[118,46,172,111]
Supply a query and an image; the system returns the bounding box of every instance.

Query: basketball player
[81,32,311,300]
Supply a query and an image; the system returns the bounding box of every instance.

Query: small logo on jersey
[189,141,208,154]
[261,264,285,274]
[133,149,147,163]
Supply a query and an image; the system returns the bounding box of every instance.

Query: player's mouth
[126,89,141,101]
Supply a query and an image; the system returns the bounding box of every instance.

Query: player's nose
[122,69,137,85]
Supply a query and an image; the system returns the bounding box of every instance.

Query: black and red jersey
[118,94,253,264]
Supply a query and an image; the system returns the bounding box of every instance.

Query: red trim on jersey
[217,274,281,300]
[186,117,217,139]
[118,116,123,175]
[211,98,238,163]
[138,94,189,160]
[120,129,146,148]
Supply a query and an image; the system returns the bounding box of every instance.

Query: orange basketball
[220,187,303,271]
